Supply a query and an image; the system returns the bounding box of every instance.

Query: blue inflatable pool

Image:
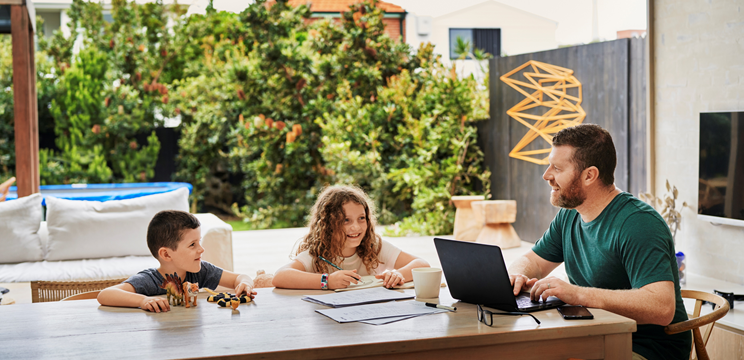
[7,182,192,205]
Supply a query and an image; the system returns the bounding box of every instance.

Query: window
[449,28,501,59]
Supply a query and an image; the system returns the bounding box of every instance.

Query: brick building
[285,0,407,41]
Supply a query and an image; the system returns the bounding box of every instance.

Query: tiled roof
[282,0,406,13]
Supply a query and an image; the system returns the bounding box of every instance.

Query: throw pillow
[0,193,43,263]
[45,187,189,261]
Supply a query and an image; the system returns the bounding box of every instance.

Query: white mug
[412,268,442,299]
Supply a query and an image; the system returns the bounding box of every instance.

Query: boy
[98,210,256,312]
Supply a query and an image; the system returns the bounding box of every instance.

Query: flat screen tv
[698,111,744,227]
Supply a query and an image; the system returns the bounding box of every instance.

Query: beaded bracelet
[321,273,329,290]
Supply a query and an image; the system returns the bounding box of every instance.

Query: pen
[319,256,361,281]
[426,303,457,311]
[318,255,343,271]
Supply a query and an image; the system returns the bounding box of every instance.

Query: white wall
[654,0,744,285]
[404,1,557,79]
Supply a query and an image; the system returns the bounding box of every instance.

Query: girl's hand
[140,296,170,312]
[328,270,361,289]
[235,281,257,299]
[375,270,405,288]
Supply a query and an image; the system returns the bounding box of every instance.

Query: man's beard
[551,173,587,209]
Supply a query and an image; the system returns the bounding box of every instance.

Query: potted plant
[639,180,688,284]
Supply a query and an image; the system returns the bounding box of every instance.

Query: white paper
[302,287,414,308]
[316,300,446,323]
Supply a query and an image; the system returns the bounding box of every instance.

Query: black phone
[557,305,594,320]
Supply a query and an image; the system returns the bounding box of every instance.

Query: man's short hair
[552,124,616,187]
[147,210,200,258]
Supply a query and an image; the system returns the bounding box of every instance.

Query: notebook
[434,238,564,312]
[302,287,414,307]
[334,275,415,292]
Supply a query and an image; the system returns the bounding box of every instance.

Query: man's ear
[158,247,172,262]
[582,166,600,185]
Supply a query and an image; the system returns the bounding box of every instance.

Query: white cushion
[45,188,189,261]
[0,193,43,263]
[0,256,159,282]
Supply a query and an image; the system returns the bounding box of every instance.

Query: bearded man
[507,124,690,360]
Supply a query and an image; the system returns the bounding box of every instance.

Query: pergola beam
[8,0,39,196]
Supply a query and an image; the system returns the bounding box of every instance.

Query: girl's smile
[342,201,368,257]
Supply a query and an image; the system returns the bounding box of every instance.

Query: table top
[0,287,635,360]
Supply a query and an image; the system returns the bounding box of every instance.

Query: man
[508,124,690,360]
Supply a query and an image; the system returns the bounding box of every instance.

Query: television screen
[698,111,744,225]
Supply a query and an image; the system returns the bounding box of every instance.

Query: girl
[272,185,430,290]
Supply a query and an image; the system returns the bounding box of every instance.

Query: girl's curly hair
[297,185,382,274]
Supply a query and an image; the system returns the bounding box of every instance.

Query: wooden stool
[471,200,521,249]
[451,195,485,241]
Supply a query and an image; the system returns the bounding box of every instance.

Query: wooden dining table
[0,287,635,359]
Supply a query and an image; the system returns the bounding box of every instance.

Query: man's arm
[531,277,676,326]
[507,250,561,295]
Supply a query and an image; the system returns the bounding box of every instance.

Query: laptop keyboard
[516,295,542,308]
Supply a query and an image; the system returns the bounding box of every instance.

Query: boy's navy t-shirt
[125,261,223,296]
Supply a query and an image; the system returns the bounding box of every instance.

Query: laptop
[434,238,564,312]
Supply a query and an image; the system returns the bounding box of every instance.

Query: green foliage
[1,0,490,236]
[173,0,490,234]
[35,0,174,184]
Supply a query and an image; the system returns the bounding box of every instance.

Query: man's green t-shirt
[532,192,691,360]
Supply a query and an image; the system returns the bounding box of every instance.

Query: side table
[451,195,485,241]
[471,200,521,249]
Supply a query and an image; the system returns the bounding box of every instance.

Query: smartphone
[557,305,594,320]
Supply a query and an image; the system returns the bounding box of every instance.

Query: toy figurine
[183,282,199,308]
[203,288,250,309]
[159,272,184,306]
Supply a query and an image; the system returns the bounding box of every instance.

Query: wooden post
[11,3,39,197]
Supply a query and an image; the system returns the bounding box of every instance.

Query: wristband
[321,273,329,290]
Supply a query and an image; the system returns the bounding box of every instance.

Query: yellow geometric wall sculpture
[500,60,586,165]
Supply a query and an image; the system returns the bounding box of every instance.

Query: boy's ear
[158,247,172,262]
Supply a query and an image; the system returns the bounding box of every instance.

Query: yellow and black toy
[203,288,251,310]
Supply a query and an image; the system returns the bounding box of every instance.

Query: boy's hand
[235,281,256,299]
[375,270,405,288]
[328,270,360,289]
[140,296,170,312]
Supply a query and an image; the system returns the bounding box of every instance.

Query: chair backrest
[61,290,102,301]
[31,278,128,303]
[664,290,730,360]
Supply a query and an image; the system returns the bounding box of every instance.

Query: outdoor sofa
[0,188,233,282]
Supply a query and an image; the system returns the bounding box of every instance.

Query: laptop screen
[434,238,522,311]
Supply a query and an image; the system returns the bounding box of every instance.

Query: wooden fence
[477,38,647,243]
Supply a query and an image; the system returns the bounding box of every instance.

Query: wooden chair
[61,290,102,301]
[31,278,128,303]
[664,290,730,360]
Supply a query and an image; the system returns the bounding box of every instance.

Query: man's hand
[140,296,170,312]
[530,276,584,305]
[235,281,257,299]
[509,274,538,296]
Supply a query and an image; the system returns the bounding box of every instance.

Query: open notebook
[334,275,415,292]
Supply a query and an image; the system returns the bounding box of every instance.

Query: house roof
[282,0,406,13]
